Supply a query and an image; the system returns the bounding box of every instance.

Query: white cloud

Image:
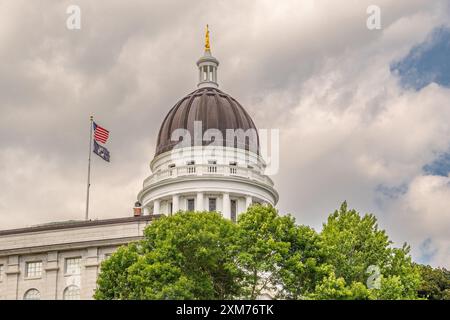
[387,175,450,267]
[261,4,450,267]
[0,0,449,268]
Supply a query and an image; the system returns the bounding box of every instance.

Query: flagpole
[85,115,93,221]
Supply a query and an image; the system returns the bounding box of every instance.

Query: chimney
[133,201,142,217]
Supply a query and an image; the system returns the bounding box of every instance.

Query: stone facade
[0,215,154,300]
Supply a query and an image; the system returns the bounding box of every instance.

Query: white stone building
[0,216,153,300]
[0,32,277,300]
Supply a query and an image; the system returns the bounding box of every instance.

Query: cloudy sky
[1,0,449,268]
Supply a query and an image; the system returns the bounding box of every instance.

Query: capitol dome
[156,87,260,156]
[137,26,278,220]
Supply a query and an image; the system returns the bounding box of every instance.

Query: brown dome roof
[155,87,259,156]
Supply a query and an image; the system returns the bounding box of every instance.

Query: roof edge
[0,215,162,237]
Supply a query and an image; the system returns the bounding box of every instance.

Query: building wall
[157,194,246,218]
[1,248,111,300]
[0,216,152,300]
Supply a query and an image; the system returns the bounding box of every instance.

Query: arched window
[63,285,80,300]
[24,289,40,300]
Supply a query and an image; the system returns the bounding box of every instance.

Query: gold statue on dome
[205,24,211,51]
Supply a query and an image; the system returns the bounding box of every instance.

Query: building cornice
[138,174,279,204]
[0,236,145,257]
[0,215,160,237]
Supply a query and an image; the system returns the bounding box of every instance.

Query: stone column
[44,251,59,299]
[222,193,230,219]
[153,199,160,215]
[172,194,180,213]
[196,192,204,211]
[246,196,253,209]
[81,247,98,300]
[5,255,20,300]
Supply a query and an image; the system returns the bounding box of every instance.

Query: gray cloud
[0,0,449,267]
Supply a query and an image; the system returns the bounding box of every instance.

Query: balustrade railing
[143,164,273,187]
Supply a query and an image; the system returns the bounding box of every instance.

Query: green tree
[95,203,424,300]
[318,202,422,300]
[234,204,327,299]
[234,205,294,299]
[417,264,450,300]
[319,202,391,283]
[307,272,372,300]
[95,211,241,300]
[94,243,141,300]
[277,221,330,299]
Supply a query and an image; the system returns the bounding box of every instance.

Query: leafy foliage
[95,203,426,300]
[313,202,422,300]
[235,205,296,299]
[95,211,240,299]
[94,243,140,300]
[307,272,373,300]
[417,264,450,300]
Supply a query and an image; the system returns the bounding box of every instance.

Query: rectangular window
[229,162,237,174]
[65,257,81,275]
[231,200,237,223]
[208,198,217,212]
[187,199,195,211]
[208,160,217,173]
[168,164,176,176]
[0,264,3,281]
[169,202,173,215]
[26,261,42,278]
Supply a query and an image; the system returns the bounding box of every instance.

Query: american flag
[93,122,109,144]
